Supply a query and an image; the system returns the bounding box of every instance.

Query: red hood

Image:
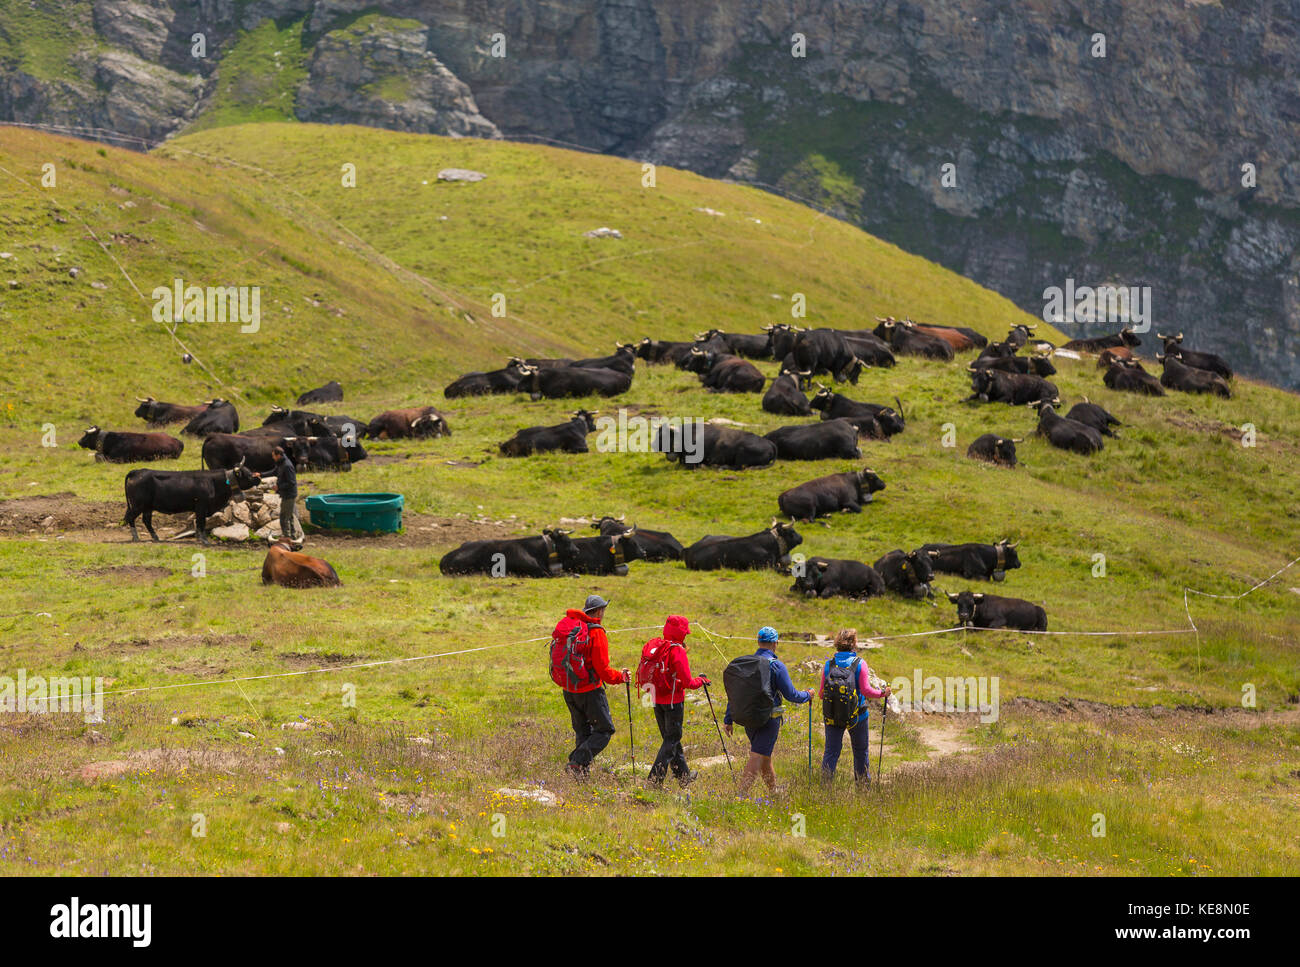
[566,608,594,623]
[663,614,690,643]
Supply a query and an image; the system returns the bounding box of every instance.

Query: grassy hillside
[0,123,1297,876]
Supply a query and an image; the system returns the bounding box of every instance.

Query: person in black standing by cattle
[255,446,302,546]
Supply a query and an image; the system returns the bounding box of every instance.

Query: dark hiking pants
[649,702,689,782]
[822,716,871,784]
[564,688,615,769]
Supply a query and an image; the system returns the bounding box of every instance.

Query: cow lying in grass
[790,557,886,600]
[262,541,341,588]
[947,590,1047,631]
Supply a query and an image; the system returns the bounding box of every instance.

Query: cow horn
[615,340,624,348]
[760,324,773,331]
[1156,332,1167,340]
[967,362,978,372]
[617,514,626,521]
[85,425,97,433]
[694,332,707,340]
[1082,395,1089,403]
[973,593,985,601]
[927,550,940,558]
[798,370,812,377]
[306,436,319,442]
[1176,332,1183,341]
[1010,438,1024,443]
[1156,353,1165,361]
[134,396,149,403]
[283,435,297,441]
[1009,541,1020,549]
[769,517,780,528]
[946,591,959,602]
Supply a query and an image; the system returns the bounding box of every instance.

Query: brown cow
[1096,346,1134,368]
[911,324,982,352]
[261,541,341,588]
[364,406,451,440]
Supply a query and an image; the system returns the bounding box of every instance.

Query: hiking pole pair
[702,682,736,789]
[624,678,636,777]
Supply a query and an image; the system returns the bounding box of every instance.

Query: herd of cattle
[85,316,1234,623]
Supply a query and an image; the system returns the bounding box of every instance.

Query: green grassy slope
[0,123,1297,876]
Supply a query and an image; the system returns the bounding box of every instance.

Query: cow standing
[123,461,259,544]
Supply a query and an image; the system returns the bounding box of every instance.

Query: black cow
[296,434,361,471]
[79,427,183,463]
[133,397,208,427]
[123,461,259,544]
[763,323,805,362]
[500,411,598,456]
[297,380,343,405]
[506,355,574,370]
[593,516,684,561]
[261,405,366,439]
[765,419,862,460]
[181,399,239,437]
[966,433,1021,468]
[976,340,1017,361]
[1065,399,1121,438]
[516,364,633,400]
[966,368,1059,406]
[788,330,865,384]
[201,432,310,473]
[762,369,813,415]
[569,344,637,374]
[696,329,771,359]
[444,367,524,398]
[1029,400,1104,455]
[790,557,886,600]
[1004,323,1039,351]
[700,353,766,393]
[921,540,1021,582]
[1157,334,1233,381]
[1104,358,1165,396]
[874,548,939,599]
[636,337,696,365]
[683,522,803,571]
[971,353,1057,377]
[1062,327,1142,353]
[438,531,575,578]
[1158,354,1232,398]
[835,330,897,368]
[778,468,885,521]
[874,318,955,361]
[809,388,905,437]
[561,529,647,576]
[947,590,1047,631]
[656,423,777,469]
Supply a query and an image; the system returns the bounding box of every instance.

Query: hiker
[819,628,891,786]
[638,615,710,788]
[722,626,814,794]
[549,594,629,779]
[255,446,301,545]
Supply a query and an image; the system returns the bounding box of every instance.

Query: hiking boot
[564,762,589,781]
[676,770,699,788]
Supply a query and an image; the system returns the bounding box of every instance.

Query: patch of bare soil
[278,651,364,667]
[0,493,121,535]
[1006,696,1300,725]
[307,512,517,548]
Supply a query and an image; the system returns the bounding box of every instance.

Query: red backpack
[549,615,597,689]
[636,638,677,698]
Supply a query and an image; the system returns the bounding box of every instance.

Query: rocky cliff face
[3,0,1298,386]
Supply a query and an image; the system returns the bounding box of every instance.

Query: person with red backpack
[638,615,710,788]
[550,594,629,779]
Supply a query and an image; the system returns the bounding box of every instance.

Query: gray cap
[583,594,609,613]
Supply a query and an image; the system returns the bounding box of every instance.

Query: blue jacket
[724,648,811,725]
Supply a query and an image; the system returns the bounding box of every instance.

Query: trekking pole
[624,678,636,777]
[807,697,813,780]
[702,683,736,788]
[876,697,888,787]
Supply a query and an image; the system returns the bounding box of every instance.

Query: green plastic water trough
[304,493,404,533]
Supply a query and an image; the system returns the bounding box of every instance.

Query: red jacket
[558,609,627,693]
[646,615,706,704]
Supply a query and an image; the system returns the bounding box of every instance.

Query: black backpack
[723,654,775,729]
[822,656,861,728]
